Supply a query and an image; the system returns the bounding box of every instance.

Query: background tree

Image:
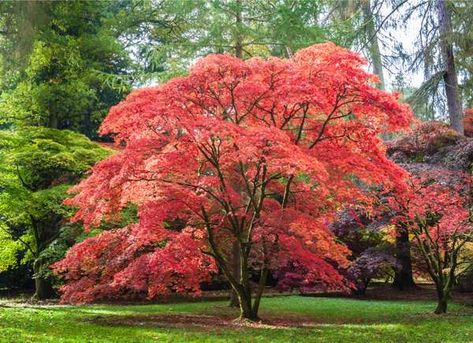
[0,127,108,299]
[348,248,399,294]
[360,0,386,89]
[0,0,184,138]
[0,1,134,137]
[386,170,472,313]
[436,0,463,133]
[142,0,356,70]
[374,0,469,132]
[320,0,473,132]
[326,0,388,89]
[331,209,399,294]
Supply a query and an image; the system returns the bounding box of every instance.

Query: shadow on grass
[72,297,473,331]
[1,297,473,342]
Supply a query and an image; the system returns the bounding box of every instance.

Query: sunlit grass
[0,296,472,342]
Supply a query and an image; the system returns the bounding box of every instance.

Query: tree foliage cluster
[52,43,412,319]
[0,127,109,298]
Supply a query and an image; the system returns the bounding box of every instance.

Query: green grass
[0,296,472,342]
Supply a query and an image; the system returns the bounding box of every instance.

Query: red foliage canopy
[53,43,412,303]
[388,169,471,241]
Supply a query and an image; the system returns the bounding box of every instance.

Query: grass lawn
[0,295,472,342]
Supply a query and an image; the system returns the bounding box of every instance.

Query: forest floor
[0,287,472,342]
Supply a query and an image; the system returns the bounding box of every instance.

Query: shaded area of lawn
[0,296,472,342]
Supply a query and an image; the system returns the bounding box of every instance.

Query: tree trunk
[437,0,464,134]
[227,277,263,321]
[362,0,385,90]
[434,288,448,314]
[34,277,54,300]
[33,262,54,300]
[229,241,241,307]
[392,227,416,290]
[251,268,268,316]
[237,286,258,320]
[229,290,240,307]
[225,243,266,320]
[234,0,243,59]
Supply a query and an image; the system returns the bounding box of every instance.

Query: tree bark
[234,0,243,59]
[251,268,268,316]
[437,0,464,134]
[34,277,54,300]
[392,227,416,290]
[33,261,54,300]
[229,241,241,307]
[362,0,385,90]
[237,286,257,320]
[434,289,448,314]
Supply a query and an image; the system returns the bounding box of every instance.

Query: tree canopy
[53,43,412,319]
[0,126,109,298]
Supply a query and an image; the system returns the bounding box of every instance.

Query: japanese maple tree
[386,170,472,314]
[53,42,412,320]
